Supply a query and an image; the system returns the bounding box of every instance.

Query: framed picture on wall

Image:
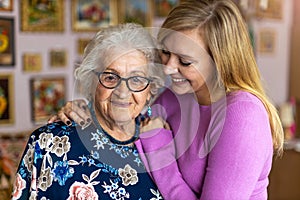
[257,28,277,54]
[30,76,66,124]
[0,17,15,66]
[21,0,64,32]
[118,0,153,27]
[77,38,91,55]
[0,0,13,11]
[71,0,118,32]
[23,53,42,72]
[49,49,67,68]
[0,73,14,125]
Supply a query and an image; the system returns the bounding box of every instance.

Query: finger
[164,122,171,130]
[47,114,58,124]
[57,111,73,126]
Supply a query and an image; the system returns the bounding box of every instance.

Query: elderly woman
[11,23,181,200]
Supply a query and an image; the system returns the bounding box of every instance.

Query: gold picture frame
[0,0,13,11]
[0,17,15,66]
[49,49,67,68]
[71,0,118,32]
[0,73,14,125]
[30,76,66,124]
[118,0,153,27]
[77,38,91,55]
[21,0,64,32]
[23,53,42,72]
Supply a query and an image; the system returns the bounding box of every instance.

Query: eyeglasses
[93,70,152,92]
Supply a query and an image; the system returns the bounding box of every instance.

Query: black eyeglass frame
[93,70,153,92]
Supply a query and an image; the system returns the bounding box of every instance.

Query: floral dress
[11,121,163,200]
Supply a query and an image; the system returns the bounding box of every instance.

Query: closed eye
[179,58,192,66]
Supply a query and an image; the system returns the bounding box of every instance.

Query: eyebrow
[103,68,147,76]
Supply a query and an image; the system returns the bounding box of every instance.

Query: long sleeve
[135,128,198,200]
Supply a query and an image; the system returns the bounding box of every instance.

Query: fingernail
[66,120,71,126]
[80,121,85,126]
[87,118,91,123]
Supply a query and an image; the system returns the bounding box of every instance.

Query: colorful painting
[71,0,118,32]
[0,17,15,66]
[119,0,152,27]
[0,73,13,125]
[30,77,66,124]
[21,0,64,32]
[154,0,179,17]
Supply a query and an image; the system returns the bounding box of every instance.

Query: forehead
[104,50,148,73]
[162,29,208,59]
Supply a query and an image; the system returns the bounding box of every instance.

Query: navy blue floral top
[12,121,163,200]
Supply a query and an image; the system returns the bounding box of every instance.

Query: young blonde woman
[49,0,284,199]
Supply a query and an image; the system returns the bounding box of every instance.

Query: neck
[92,105,137,142]
[194,83,225,105]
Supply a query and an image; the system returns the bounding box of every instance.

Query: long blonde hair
[158,0,284,156]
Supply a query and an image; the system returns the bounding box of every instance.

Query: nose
[114,80,130,99]
[163,55,179,75]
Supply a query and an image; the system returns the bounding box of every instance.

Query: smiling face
[160,29,216,104]
[93,50,151,125]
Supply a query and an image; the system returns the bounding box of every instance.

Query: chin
[171,85,193,95]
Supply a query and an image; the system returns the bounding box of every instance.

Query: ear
[146,92,152,104]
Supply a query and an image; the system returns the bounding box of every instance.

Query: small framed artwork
[0,17,15,66]
[118,0,153,27]
[23,53,42,72]
[77,38,91,55]
[0,73,14,125]
[255,0,283,20]
[49,49,67,68]
[257,28,277,54]
[21,0,64,32]
[0,0,13,11]
[30,76,66,124]
[71,0,118,32]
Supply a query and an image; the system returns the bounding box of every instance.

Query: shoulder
[226,91,267,116]
[29,121,79,141]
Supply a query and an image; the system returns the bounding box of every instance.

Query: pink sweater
[135,89,273,200]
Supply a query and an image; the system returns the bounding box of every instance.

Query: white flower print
[118,164,138,186]
[23,144,35,172]
[102,180,130,199]
[51,135,70,157]
[38,132,53,150]
[38,167,53,191]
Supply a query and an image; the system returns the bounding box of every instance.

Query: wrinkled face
[93,50,151,124]
[160,29,215,97]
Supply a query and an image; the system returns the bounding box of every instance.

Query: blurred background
[0,0,299,199]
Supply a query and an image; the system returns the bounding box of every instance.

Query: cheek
[94,85,112,102]
[133,90,150,108]
[160,54,169,65]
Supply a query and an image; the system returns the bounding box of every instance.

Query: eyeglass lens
[99,72,150,92]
